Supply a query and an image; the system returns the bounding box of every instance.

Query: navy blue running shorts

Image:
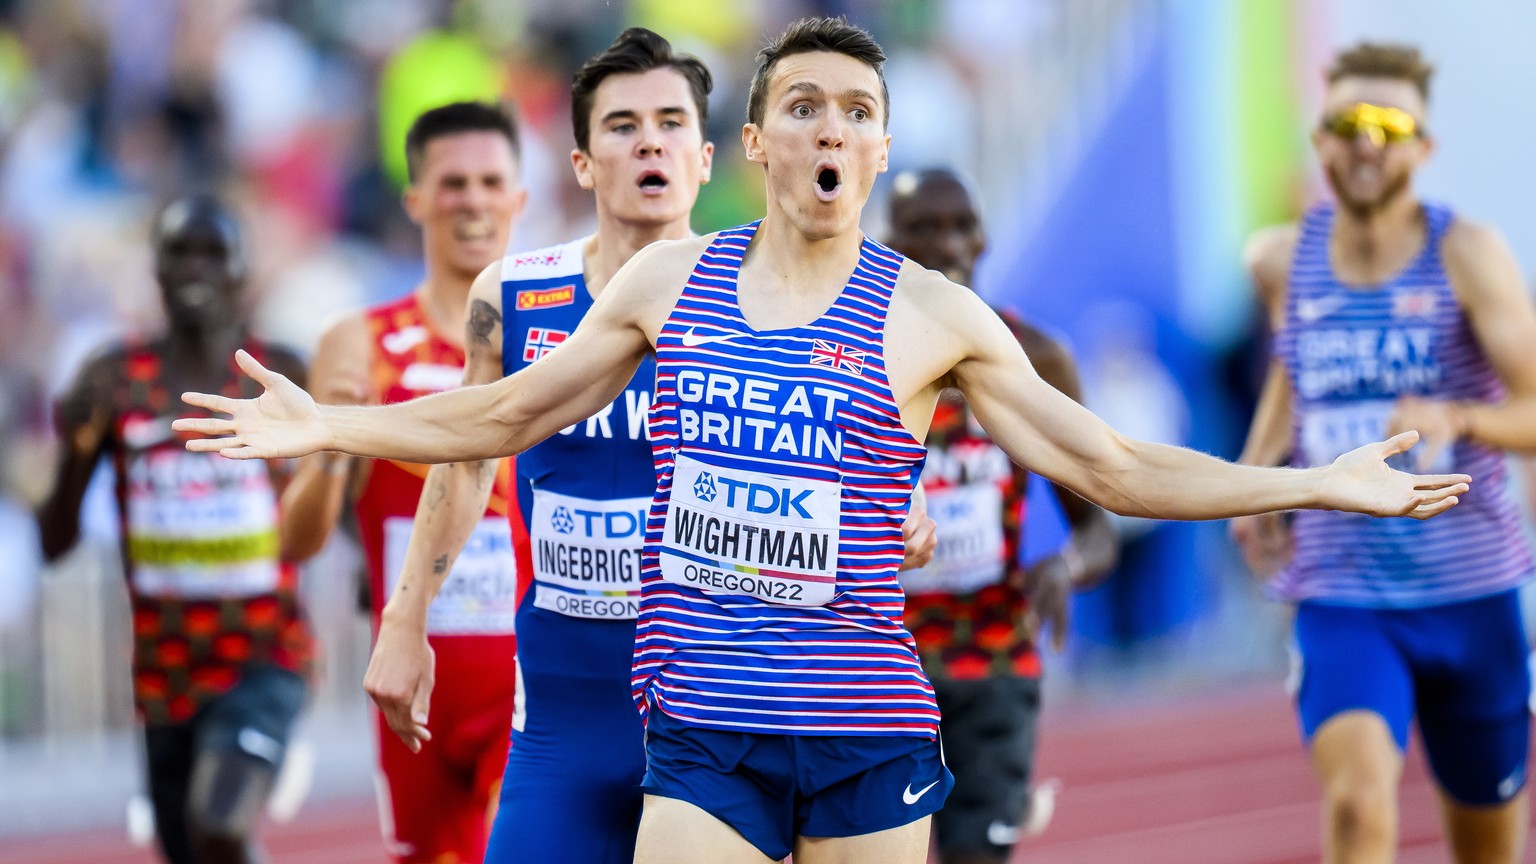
[1294,589,1531,806]
[640,703,954,860]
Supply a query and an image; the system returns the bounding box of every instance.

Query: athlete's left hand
[1387,396,1467,471]
[1322,431,1470,519]
[899,498,937,571]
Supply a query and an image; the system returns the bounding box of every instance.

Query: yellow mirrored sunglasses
[1321,103,1422,146]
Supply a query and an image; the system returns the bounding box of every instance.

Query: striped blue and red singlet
[1272,201,1531,608]
[633,222,940,737]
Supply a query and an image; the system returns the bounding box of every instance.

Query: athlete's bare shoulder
[308,310,373,402]
[624,234,714,293]
[601,234,717,344]
[1244,223,1300,323]
[892,261,994,339]
[886,261,995,397]
[1440,215,1513,271]
[1440,215,1523,307]
[314,310,373,367]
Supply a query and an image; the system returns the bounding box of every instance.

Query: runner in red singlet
[279,102,526,864]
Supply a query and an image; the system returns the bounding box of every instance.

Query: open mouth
[453,218,495,243]
[638,170,670,193]
[814,164,842,202]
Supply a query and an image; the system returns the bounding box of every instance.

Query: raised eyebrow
[784,81,825,100]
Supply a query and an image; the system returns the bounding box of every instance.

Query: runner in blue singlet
[1234,42,1536,864]
[181,19,1473,864]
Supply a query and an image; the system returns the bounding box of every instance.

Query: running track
[9,684,1533,863]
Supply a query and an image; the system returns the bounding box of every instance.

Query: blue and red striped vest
[633,222,939,736]
[1272,201,1531,607]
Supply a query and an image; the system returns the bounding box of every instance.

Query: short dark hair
[1327,42,1434,102]
[748,17,888,129]
[404,101,521,183]
[570,27,713,153]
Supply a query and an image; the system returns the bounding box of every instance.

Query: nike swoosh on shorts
[902,778,941,805]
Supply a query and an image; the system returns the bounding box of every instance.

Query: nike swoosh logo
[902,778,941,805]
[681,327,740,348]
[1297,294,1348,323]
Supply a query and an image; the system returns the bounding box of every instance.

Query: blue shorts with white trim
[640,704,953,860]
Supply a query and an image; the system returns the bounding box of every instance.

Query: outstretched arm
[933,284,1466,521]
[176,253,661,463]
[366,278,510,751]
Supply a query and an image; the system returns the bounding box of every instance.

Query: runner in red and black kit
[886,168,1119,864]
[38,196,312,864]
[280,102,525,864]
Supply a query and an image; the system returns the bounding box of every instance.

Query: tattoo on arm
[476,458,498,490]
[467,299,502,348]
[432,555,448,575]
[424,473,447,511]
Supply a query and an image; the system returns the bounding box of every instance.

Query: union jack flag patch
[1392,289,1437,319]
[523,327,569,362]
[809,339,866,374]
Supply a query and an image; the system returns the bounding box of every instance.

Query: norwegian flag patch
[523,327,569,362]
[808,339,867,374]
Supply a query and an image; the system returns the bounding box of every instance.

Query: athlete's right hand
[174,350,330,459]
[1229,512,1292,579]
[364,615,436,752]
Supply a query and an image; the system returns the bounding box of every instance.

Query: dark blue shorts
[1294,589,1531,806]
[640,705,954,861]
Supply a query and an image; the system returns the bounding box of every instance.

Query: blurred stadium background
[2,0,1535,860]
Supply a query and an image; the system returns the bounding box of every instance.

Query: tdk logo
[697,471,814,519]
[693,473,718,503]
[551,507,644,539]
[551,506,575,534]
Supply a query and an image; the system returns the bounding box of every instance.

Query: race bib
[384,516,517,635]
[900,483,1006,595]
[1298,400,1454,472]
[126,450,281,599]
[528,489,647,620]
[660,454,840,607]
